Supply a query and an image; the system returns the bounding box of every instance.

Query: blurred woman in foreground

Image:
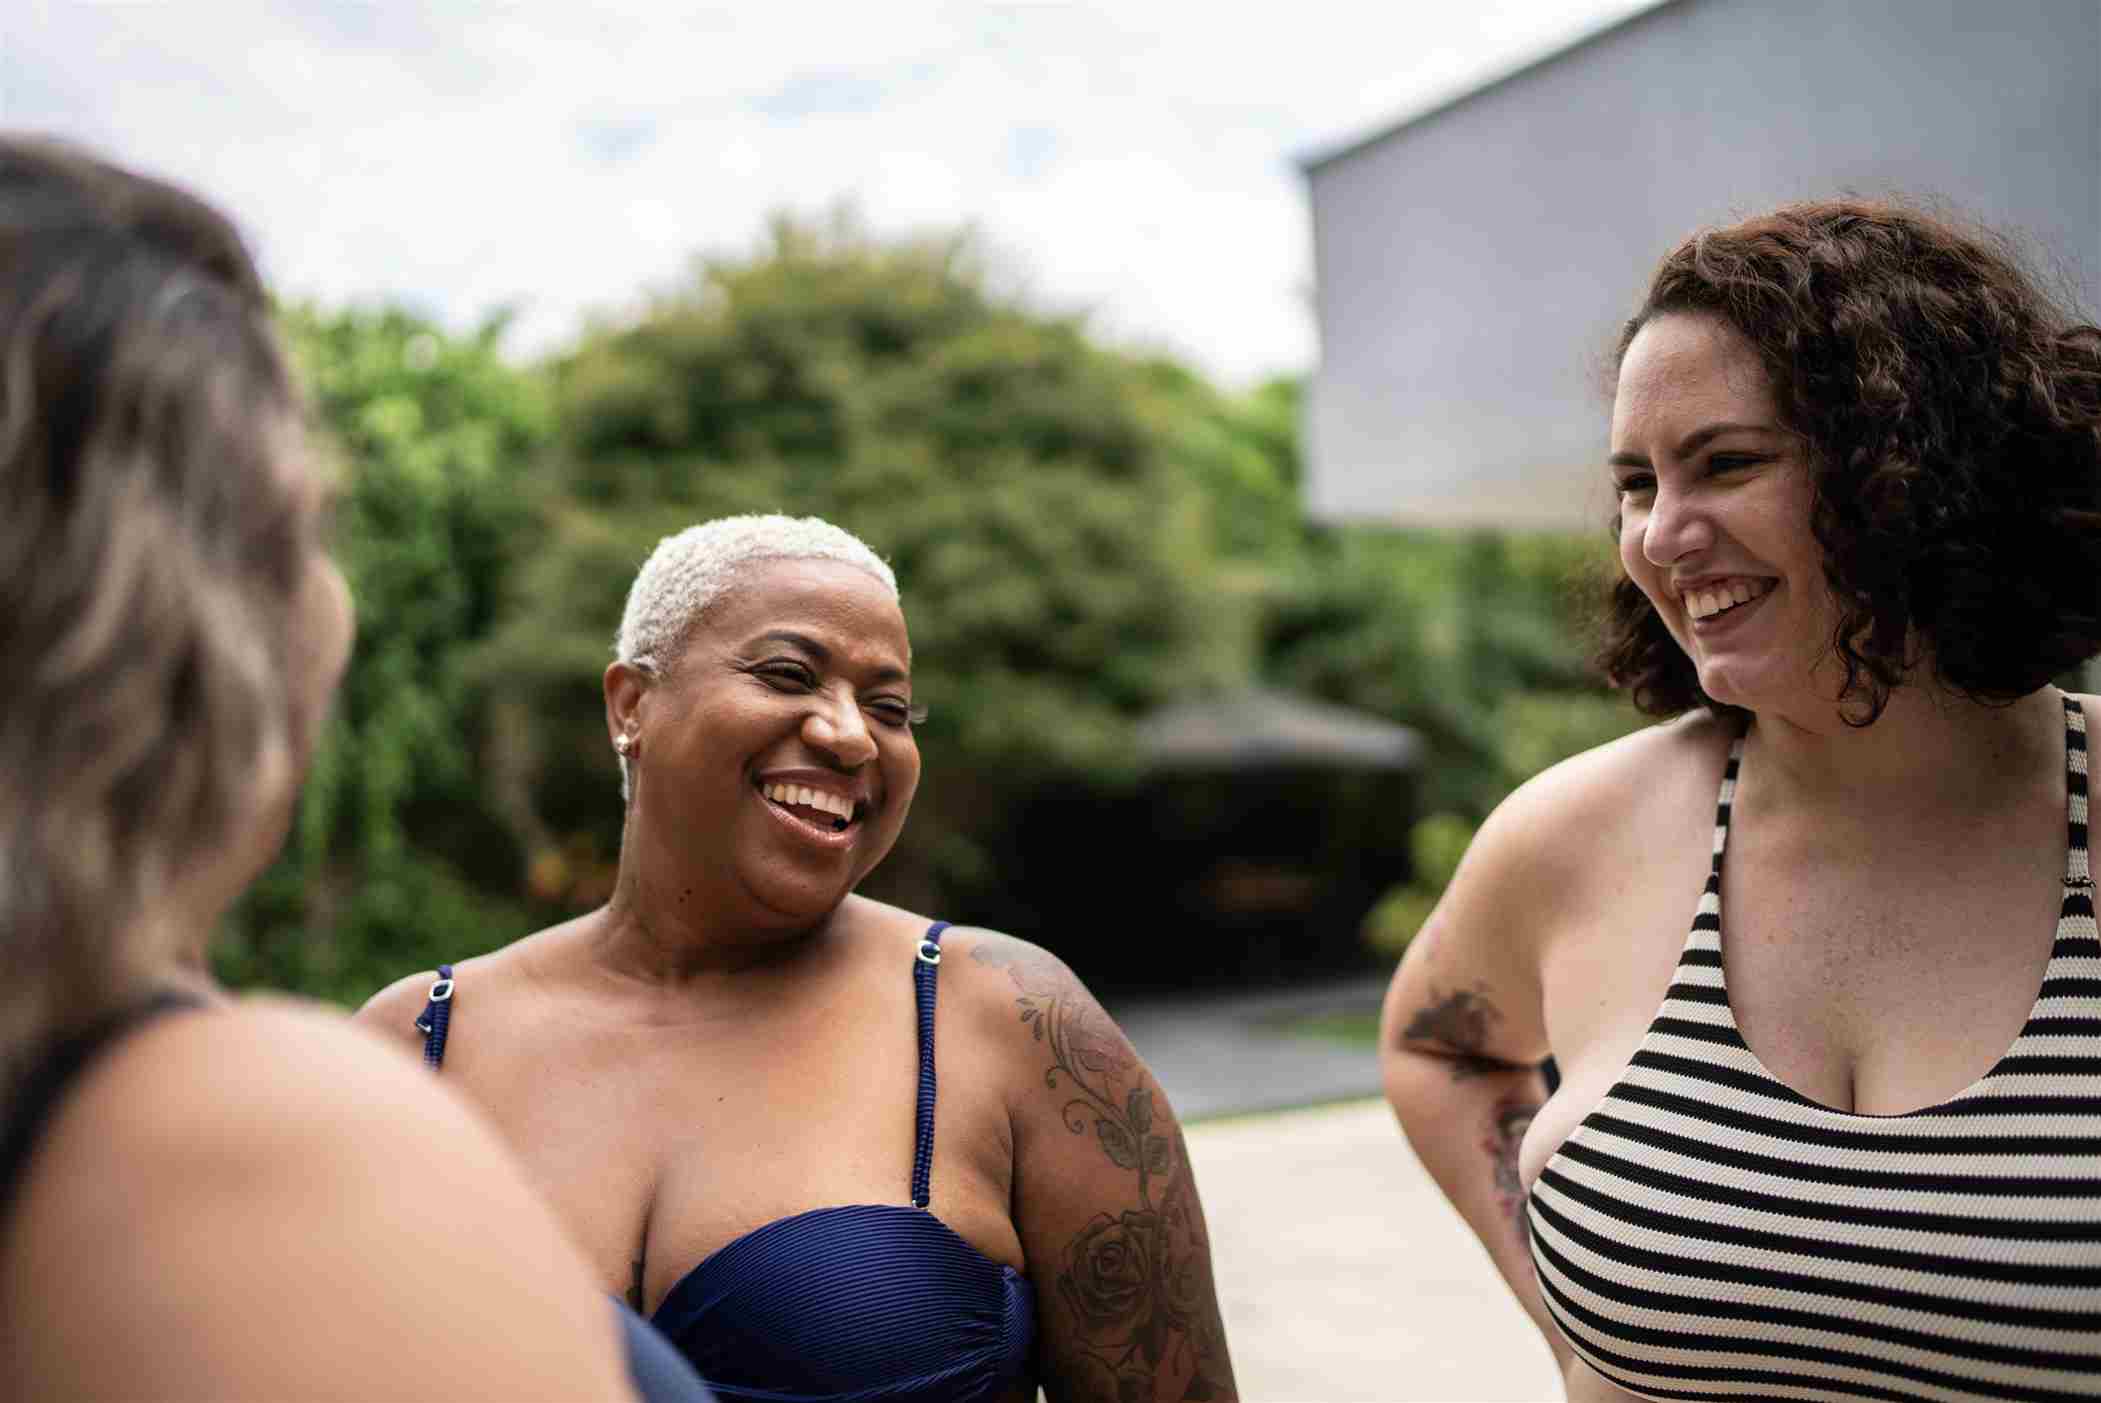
[0,135,681,1399]
[363,513,1237,1403]
[1382,201,2101,1400]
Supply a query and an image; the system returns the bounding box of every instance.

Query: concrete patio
[1184,1098,1562,1403]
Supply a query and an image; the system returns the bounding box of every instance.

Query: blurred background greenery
[215,214,1643,1006]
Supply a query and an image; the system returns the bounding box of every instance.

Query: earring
[614,733,633,756]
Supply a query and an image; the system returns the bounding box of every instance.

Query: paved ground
[1184,1099,1563,1403]
[1099,980,1561,1401]
[1105,975,1392,1123]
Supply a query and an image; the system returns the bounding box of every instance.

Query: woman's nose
[803,692,877,767]
[1641,483,1714,567]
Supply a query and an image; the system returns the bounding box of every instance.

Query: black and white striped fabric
[1528,693,2101,1402]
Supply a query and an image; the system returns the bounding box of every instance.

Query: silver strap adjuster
[915,939,942,966]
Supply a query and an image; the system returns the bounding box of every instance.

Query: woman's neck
[589,855,844,987]
[1744,681,2066,820]
[135,908,227,1005]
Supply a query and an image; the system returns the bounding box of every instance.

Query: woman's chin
[1693,657,1769,713]
[1695,654,1831,717]
[742,869,859,926]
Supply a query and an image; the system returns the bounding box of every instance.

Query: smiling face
[621,557,921,926]
[1611,313,1838,716]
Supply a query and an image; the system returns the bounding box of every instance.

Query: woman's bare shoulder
[357,966,447,1051]
[1479,710,1730,867]
[9,997,630,1399]
[901,920,1125,1073]
[352,919,582,1049]
[41,996,488,1192]
[1427,711,1733,961]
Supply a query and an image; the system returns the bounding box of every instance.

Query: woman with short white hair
[364,512,1239,1403]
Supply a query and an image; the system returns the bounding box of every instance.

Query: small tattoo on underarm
[1486,1099,1540,1227]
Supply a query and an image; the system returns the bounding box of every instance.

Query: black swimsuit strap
[1,989,205,1230]
[910,922,949,1209]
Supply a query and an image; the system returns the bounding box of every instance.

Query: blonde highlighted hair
[0,136,316,1098]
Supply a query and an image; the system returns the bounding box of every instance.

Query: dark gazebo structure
[1015,690,1422,991]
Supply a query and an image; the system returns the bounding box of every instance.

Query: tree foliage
[482,215,1242,918]
[207,218,1644,1003]
[214,306,550,1003]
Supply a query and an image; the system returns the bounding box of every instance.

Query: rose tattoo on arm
[973,940,1232,1403]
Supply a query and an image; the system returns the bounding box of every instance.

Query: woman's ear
[604,660,649,753]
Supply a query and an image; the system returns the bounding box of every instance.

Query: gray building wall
[1303,0,2101,529]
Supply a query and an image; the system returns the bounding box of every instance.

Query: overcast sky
[5,0,1656,385]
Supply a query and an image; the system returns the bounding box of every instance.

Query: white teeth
[761,783,853,821]
[1685,579,1771,620]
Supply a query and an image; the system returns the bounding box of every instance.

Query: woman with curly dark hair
[1380,200,2101,1402]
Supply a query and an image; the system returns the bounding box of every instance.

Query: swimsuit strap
[1713,727,1745,877]
[0,989,205,1231]
[414,964,456,1069]
[909,922,949,1209]
[414,930,955,1203]
[2064,693,2090,888]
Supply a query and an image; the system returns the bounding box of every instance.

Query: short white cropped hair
[615,513,898,671]
[612,514,898,797]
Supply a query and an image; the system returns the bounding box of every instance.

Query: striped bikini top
[1528,694,2101,1403]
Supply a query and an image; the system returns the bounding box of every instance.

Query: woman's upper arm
[10,1004,634,1401]
[1380,771,1592,1071]
[956,931,1236,1403]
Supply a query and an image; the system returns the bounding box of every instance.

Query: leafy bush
[482,215,1241,922]
[1361,812,1478,960]
[203,220,1649,1004]
[213,306,550,1004]
[1362,884,1442,963]
[1408,812,1478,893]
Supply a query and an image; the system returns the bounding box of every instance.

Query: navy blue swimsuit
[421,922,1039,1403]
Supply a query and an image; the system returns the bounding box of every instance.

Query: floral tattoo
[972,940,1231,1403]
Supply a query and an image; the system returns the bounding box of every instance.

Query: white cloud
[5,0,1658,385]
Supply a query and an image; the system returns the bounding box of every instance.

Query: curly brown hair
[1598,199,2101,723]
[0,136,315,1087]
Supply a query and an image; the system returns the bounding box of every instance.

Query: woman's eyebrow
[745,629,909,686]
[1675,420,1780,457]
[748,629,828,659]
[1609,420,1781,468]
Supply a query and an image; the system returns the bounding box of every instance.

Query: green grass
[1268,1009,1381,1048]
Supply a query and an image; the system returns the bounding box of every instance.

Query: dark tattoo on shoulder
[972,939,1231,1401]
[972,937,1140,1116]
[1402,983,1507,1081]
